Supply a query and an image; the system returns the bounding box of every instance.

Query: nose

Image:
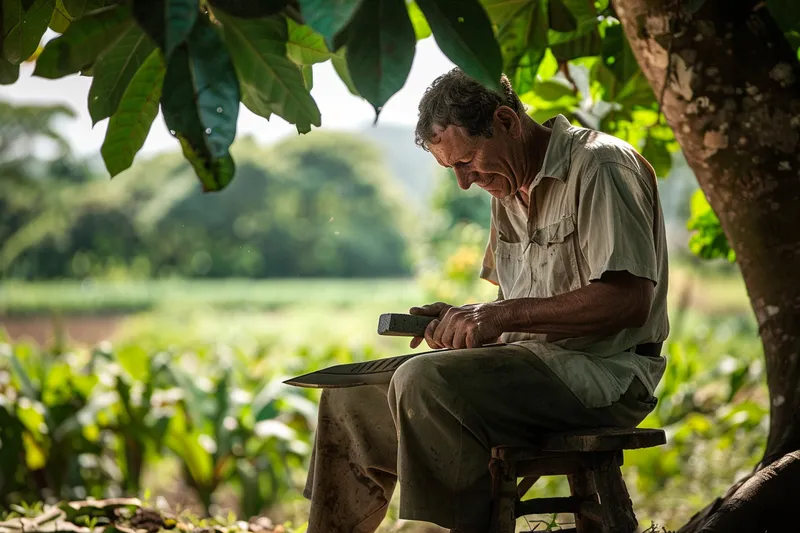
[454,167,473,190]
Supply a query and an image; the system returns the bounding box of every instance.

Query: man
[303,68,669,533]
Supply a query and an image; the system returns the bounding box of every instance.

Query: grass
[0,278,423,316]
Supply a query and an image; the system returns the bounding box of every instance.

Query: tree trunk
[613,1,800,531]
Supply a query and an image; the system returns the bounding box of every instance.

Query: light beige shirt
[480,115,669,408]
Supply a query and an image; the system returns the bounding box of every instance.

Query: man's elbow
[626,303,651,328]
[599,271,654,330]
[624,282,654,328]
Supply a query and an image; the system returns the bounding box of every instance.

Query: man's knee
[388,354,449,416]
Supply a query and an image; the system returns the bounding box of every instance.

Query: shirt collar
[534,114,575,185]
[498,114,576,211]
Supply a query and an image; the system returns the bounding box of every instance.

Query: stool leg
[567,470,602,533]
[489,457,517,533]
[592,453,637,533]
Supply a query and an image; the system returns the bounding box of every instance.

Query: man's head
[415,68,529,198]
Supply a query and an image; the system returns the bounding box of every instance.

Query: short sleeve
[578,161,658,284]
[480,208,500,286]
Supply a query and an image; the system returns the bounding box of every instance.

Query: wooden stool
[488,427,666,533]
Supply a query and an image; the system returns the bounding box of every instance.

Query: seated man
[303,68,669,533]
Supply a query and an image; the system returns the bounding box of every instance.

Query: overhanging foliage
[2,0,799,258]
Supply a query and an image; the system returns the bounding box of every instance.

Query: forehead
[427,124,477,166]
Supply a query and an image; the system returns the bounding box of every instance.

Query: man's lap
[388,344,655,447]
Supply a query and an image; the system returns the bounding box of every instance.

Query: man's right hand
[408,302,452,349]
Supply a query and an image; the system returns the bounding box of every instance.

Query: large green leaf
[345,0,415,113]
[88,24,155,124]
[208,0,289,17]
[532,79,573,101]
[49,0,71,33]
[164,408,213,487]
[767,0,800,33]
[0,58,19,83]
[546,0,597,45]
[614,71,656,107]
[484,0,547,95]
[601,22,638,85]
[112,345,151,383]
[418,0,502,91]
[212,369,232,461]
[3,0,54,64]
[481,0,524,24]
[10,354,39,401]
[642,135,672,178]
[62,0,109,18]
[132,0,197,59]
[101,49,164,177]
[408,1,431,40]
[215,10,320,133]
[550,29,600,61]
[286,19,331,65]
[301,63,313,89]
[161,16,239,191]
[63,0,87,17]
[332,51,358,96]
[548,0,575,32]
[33,3,131,79]
[297,0,363,49]
[687,189,734,262]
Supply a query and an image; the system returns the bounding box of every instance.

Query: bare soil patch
[0,314,126,346]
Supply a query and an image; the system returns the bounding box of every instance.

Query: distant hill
[356,123,439,207]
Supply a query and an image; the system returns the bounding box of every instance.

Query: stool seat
[489,427,666,533]
[494,427,667,459]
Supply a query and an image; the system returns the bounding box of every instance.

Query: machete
[282,313,435,388]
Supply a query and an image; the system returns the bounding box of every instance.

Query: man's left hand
[423,303,506,350]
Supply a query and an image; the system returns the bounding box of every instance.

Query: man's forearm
[494,273,652,340]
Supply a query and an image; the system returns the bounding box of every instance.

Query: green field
[0,278,424,316]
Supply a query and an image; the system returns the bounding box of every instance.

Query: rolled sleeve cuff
[589,257,658,285]
[480,265,499,285]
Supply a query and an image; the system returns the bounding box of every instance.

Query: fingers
[436,326,456,349]
[409,336,423,349]
[409,302,451,317]
[452,331,466,350]
[424,319,442,349]
[434,307,459,349]
[465,330,478,350]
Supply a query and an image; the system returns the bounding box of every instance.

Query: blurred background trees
[1,113,412,280]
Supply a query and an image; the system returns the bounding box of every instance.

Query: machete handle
[377,313,436,337]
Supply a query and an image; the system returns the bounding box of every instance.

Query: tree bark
[613,1,800,531]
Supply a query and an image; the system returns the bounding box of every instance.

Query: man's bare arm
[497,271,653,341]
[421,271,653,350]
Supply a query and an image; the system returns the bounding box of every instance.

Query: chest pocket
[528,214,581,297]
[494,238,527,299]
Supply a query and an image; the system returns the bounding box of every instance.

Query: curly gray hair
[414,68,525,151]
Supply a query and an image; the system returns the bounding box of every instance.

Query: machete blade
[283,354,418,389]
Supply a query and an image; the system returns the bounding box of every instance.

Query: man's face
[427,122,517,199]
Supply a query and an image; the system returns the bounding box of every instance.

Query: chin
[486,188,510,198]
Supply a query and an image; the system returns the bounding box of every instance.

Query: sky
[0,37,455,159]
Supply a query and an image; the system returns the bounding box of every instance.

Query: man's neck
[514,117,552,206]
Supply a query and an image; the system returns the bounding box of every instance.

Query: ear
[493,106,522,138]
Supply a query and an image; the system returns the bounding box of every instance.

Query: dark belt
[634,342,663,358]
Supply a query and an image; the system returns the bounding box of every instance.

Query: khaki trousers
[303,344,656,533]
